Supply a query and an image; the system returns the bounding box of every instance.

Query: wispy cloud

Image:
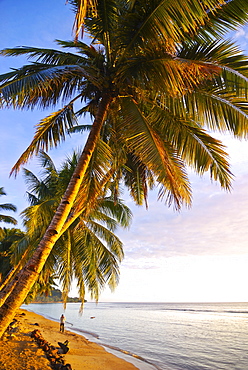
[234,27,248,39]
[118,167,248,269]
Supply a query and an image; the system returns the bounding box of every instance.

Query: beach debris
[16,312,26,317]
[7,318,18,331]
[90,316,95,319]
[30,329,72,370]
[54,363,73,370]
[5,318,20,338]
[58,340,70,354]
[8,333,17,340]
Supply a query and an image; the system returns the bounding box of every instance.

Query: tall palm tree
[0,0,248,336]
[0,188,17,225]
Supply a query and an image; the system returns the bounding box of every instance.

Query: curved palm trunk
[0,248,29,292]
[60,167,116,233]
[0,266,19,294]
[0,247,31,305]
[0,94,112,338]
[0,276,19,307]
[0,248,32,307]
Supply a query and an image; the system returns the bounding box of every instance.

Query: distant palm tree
[0,188,17,225]
[1,0,248,336]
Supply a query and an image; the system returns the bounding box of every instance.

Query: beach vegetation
[1,0,248,336]
[0,227,25,284]
[29,288,84,303]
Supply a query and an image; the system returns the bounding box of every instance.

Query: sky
[1,0,248,303]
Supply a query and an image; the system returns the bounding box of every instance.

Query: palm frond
[57,231,73,307]
[69,0,98,40]
[69,124,92,133]
[93,197,132,229]
[0,203,17,212]
[0,46,87,65]
[0,188,6,197]
[120,97,192,209]
[73,225,122,301]
[72,139,114,214]
[119,0,228,57]
[0,215,17,225]
[0,63,92,109]
[117,48,221,97]
[200,0,248,37]
[149,105,233,189]
[21,199,56,236]
[11,105,78,175]
[23,169,42,193]
[181,88,248,137]
[120,150,156,207]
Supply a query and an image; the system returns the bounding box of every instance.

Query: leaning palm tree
[0,188,17,225]
[0,0,248,336]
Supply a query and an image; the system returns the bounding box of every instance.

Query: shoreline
[23,307,158,370]
[0,309,141,370]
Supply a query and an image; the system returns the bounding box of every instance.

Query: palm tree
[0,188,17,225]
[0,228,24,283]
[20,150,131,305]
[0,0,248,336]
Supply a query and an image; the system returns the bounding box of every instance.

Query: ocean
[23,302,248,370]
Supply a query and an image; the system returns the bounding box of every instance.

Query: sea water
[23,302,248,370]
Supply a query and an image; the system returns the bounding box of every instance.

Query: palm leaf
[11,105,78,175]
[119,97,192,209]
[117,48,221,97]
[120,153,154,207]
[119,0,228,57]
[0,46,87,65]
[0,203,17,212]
[69,0,98,40]
[0,188,6,196]
[57,231,73,306]
[181,89,248,137]
[0,215,17,225]
[199,0,248,37]
[149,105,233,189]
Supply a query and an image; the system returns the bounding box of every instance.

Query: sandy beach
[0,309,138,370]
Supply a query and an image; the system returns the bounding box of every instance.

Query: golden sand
[0,309,138,370]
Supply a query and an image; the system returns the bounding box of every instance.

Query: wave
[160,308,248,315]
[69,326,99,339]
[70,324,160,370]
[102,343,162,370]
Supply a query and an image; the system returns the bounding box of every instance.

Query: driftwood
[31,329,72,370]
[7,318,18,332]
[58,340,70,354]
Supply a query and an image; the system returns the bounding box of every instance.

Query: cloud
[100,253,248,302]
[232,25,248,50]
[117,167,248,268]
[234,26,248,39]
[235,28,246,38]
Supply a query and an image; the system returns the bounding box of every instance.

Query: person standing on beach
[60,314,66,333]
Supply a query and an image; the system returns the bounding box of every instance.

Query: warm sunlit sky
[1,0,248,303]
